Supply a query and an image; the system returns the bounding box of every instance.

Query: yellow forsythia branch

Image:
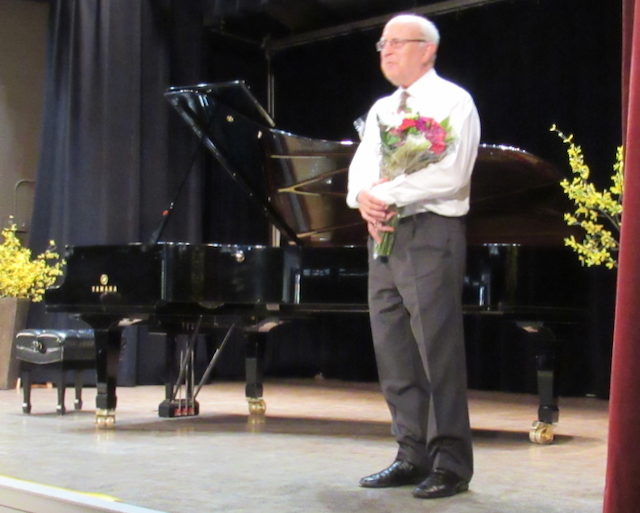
[551,125,623,269]
[0,218,65,302]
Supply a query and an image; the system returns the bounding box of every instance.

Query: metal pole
[265,0,523,53]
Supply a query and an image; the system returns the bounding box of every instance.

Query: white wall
[0,0,48,238]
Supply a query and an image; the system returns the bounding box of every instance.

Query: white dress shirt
[347,68,481,218]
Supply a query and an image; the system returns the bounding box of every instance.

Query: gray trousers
[368,212,473,481]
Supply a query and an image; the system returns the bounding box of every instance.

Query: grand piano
[44,81,587,443]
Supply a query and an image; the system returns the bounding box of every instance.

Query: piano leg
[82,317,123,428]
[244,331,266,415]
[73,369,84,410]
[517,322,558,444]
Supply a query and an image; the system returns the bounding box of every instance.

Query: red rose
[399,118,417,131]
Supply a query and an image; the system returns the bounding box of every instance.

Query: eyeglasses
[375,38,428,52]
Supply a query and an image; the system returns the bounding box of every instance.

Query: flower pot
[0,298,30,389]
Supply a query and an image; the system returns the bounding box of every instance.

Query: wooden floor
[0,379,608,513]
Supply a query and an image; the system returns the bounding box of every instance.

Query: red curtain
[604,1,640,511]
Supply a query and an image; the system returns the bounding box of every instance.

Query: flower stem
[374,215,399,259]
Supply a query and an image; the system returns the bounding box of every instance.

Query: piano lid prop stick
[193,322,237,400]
[148,107,215,245]
[170,317,203,401]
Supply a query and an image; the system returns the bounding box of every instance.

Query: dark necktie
[398,91,409,113]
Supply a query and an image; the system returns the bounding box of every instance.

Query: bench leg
[21,368,32,414]
[56,369,66,415]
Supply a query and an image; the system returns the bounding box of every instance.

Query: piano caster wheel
[95,409,116,429]
[248,398,266,415]
[529,421,554,445]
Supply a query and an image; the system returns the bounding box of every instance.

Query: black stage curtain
[31,0,207,251]
[25,0,214,384]
[27,0,206,332]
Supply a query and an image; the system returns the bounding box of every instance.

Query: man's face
[379,21,436,89]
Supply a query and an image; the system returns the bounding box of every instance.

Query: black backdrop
[29,0,621,396]
[207,1,622,172]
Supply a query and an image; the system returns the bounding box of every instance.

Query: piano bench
[15,329,96,415]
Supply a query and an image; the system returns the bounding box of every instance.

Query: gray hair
[386,14,440,45]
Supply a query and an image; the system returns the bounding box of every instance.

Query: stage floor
[0,379,607,512]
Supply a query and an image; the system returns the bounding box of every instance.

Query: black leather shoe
[412,468,469,499]
[359,460,429,488]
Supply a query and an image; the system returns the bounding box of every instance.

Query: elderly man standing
[347,14,481,499]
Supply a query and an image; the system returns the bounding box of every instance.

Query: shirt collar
[398,68,438,98]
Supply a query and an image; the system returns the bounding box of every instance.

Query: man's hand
[357,179,396,243]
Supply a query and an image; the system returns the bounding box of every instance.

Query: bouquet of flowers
[374,111,455,259]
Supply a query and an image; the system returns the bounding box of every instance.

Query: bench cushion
[15,329,95,365]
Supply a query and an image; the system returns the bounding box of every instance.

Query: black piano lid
[165,80,276,128]
[468,144,578,246]
[165,81,576,248]
[164,81,362,246]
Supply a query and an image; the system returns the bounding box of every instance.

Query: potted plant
[0,218,64,389]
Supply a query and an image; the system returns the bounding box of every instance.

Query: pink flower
[414,117,432,133]
[431,141,446,155]
[418,118,447,142]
